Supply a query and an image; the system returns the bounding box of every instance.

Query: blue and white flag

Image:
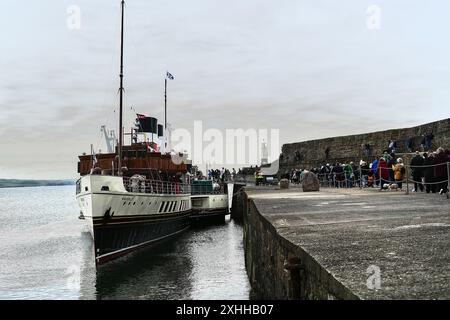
[166,71,174,80]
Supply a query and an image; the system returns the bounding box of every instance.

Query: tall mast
[118,0,125,175]
[164,78,167,148]
[164,78,167,130]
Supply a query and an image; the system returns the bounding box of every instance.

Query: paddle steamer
[76,0,191,265]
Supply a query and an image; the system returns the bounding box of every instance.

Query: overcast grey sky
[1,0,449,179]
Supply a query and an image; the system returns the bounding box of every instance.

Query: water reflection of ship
[94,234,194,300]
[75,0,191,266]
[78,230,96,299]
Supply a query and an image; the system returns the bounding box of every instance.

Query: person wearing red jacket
[378,157,389,190]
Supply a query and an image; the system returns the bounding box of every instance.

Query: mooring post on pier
[283,257,304,299]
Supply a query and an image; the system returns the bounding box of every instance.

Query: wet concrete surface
[245,185,450,299]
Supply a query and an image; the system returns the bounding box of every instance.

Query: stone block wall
[230,183,246,221]
[243,191,359,299]
[279,118,450,172]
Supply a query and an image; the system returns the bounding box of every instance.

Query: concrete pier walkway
[243,186,450,299]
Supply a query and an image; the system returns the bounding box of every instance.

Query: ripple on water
[0,186,250,300]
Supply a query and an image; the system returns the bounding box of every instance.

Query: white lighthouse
[261,140,269,166]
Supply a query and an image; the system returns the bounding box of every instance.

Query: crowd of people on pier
[286,147,450,195]
[191,164,266,184]
[190,167,238,183]
[206,168,237,182]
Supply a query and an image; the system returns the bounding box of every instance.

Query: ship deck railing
[190,184,226,195]
[123,177,191,195]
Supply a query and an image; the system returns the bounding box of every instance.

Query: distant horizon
[0,178,76,189]
[1,116,448,180]
[0,178,76,181]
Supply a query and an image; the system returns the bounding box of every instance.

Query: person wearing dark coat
[333,163,344,188]
[360,161,370,187]
[423,153,436,193]
[433,147,448,194]
[410,151,424,192]
[387,153,396,182]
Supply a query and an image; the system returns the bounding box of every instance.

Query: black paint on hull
[93,210,191,265]
[190,208,228,224]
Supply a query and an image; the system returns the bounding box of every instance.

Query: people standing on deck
[172,173,182,194]
[410,151,424,192]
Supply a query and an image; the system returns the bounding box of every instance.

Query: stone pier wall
[230,183,246,221]
[242,190,359,300]
[280,118,450,172]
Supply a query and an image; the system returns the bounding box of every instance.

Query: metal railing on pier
[297,161,450,198]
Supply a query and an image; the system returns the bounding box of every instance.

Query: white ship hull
[76,175,191,264]
[190,194,229,222]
